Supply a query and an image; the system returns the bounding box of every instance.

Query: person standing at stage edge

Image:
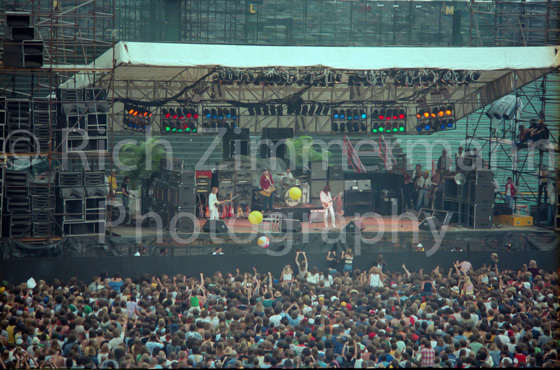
[260,169,276,213]
[320,185,336,228]
[208,187,221,221]
[437,149,452,177]
[121,176,135,224]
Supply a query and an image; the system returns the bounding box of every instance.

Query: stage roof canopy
[61,42,560,133]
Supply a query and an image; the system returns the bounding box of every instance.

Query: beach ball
[249,211,263,225]
[289,187,302,200]
[258,236,270,248]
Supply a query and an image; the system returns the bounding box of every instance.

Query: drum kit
[278,172,309,207]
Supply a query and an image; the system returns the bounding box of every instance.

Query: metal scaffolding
[112,0,559,47]
[465,72,559,224]
[0,0,116,242]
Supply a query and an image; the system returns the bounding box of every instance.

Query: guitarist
[208,187,229,220]
[320,185,336,228]
[259,169,276,213]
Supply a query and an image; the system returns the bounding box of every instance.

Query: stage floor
[110,215,549,237]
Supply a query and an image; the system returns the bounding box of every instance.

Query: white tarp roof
[102,42,559,71]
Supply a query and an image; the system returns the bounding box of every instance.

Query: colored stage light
[372,122,379,133]
[360,109,367,119]
[332,122,339,132]
[333,110,340,119]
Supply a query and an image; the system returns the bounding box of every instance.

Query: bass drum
[283,187,301,207]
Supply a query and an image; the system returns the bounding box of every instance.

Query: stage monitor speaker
[494,203,513,215]
[281,219,302,232]
[417,208,433,222]
[176,210,196,232]
[343,219,360,233]
[202,219,229,233]
[418,216,442,230]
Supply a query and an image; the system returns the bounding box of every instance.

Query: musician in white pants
[320,185,336,228]
[208,187,220,220]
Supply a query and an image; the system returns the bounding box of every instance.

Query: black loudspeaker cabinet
[343,219,359,233]
[175,208,196,232]
[418,216,442,230]
[329,180,344,199]
[310,161,328,180]
[259,139,286,159]
[443,178,459,199]
[223,128,250,160]
[494,203,513,215]
[468,182,494,206]
[468,169,494,184]
[202,219,229,233]
[262,127,293,140]
[281,218,302,233]
[329,166,344,180]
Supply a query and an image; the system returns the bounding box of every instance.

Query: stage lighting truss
[123,104,152,133]
[414,104,455,134]
[214,67,342,87]
[160,105,199,134]
[371,107,407,135]
[389,69,481,88]
[331,106,368,133]
[200,106,238,133]
[247,104,285,116]
[348,70,387,87]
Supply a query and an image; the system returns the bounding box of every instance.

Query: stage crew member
[260,169,276,213]
[320,185,336,228]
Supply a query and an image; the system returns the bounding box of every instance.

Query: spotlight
[231,109,237,119]
[416,111,422,119]
[398,109,405,119]
[308,104,316,115]
[447,119,454,128]
[360,109,367,119]
[211,109,218,119]
[416,125,422,133]
[379,109,385,120]
[204,109,211,118]
[332,122,339,132]
[301,105,308,115]
[170,108,178,119]
[437,107,445,117]
[360,122,367,132]
[379,122,385,133]
[425,122,431,131]
[340,110,345,119]
[270,105,276,115]
[445,105,453,116]
[276,105,283,115]
[333,110,340,119]
[322,106,329,115]
[372,122,379,133]
[339,122,346,132]
[162,108,171,119]
[398,122,406,132]
[423,110,430,119]
[315,103,323,116]
[263,105,270,116]
[255,106,262,115]
[353,122,359,132]
[346,109,352,120]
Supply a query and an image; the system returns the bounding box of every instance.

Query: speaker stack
[30,181,55,237]
[2,12,43,68]
[445,169,494,229]
[310,161,328,207]
[2,170,31,238]
[5,99,32,153]
[56,171,106,236]
[167,171,196,232]
[223,128,249,160]
[259,128,293,159]
[56,88,108,153]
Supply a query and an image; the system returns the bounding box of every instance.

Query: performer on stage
[260,169,276,213]
[320,185,336,228]
[208,187,221,220]
[281,167,294,186]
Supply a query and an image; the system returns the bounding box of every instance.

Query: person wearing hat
[259,169,276,213]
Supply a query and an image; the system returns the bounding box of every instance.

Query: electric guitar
[214,195,238,208]
[322,193,342,209]
[259,185,276,197]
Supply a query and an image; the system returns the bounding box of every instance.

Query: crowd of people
[0,252,558,369]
